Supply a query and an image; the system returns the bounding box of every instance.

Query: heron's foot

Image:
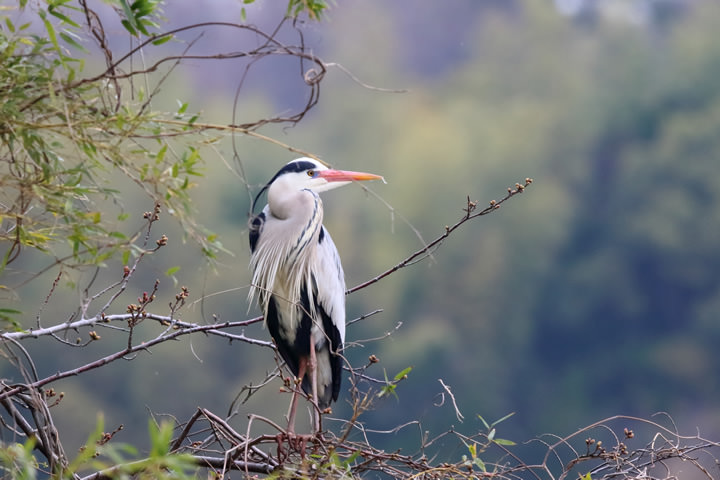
[275,431,314,461]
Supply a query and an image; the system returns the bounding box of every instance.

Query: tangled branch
[2,170,720,480]
[0,180,533,477]
[166,408,720,479]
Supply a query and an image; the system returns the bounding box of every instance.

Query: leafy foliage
[0,0,214,280]
[0,0,330,290]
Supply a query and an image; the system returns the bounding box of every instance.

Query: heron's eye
[307,170,315,177]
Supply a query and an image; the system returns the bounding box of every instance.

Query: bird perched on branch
[248,157,383,433]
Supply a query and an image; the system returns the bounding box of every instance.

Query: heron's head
[253,158,384,213]
[275,158,383,193]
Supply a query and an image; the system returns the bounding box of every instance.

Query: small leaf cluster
[69,416,197,479]
[0,438,38,480]
[0,415,197,479]
[459,413,516,474]
[118,0,163,37]
[241,0,330,21]
[377,366,412,399]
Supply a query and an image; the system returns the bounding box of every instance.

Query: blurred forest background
[4,0,720,467]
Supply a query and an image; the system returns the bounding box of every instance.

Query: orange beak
[317,169,385,183]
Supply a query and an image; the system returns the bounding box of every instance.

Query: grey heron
[248,157,383,433]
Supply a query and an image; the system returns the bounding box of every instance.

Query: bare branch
[348,179,534,295]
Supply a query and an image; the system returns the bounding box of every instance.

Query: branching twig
[347,179,534,295]
[0,317,272,402]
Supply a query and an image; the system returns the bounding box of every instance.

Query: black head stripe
[251,184,268,215]
[275,159,317,177]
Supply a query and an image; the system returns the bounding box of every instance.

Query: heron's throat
[285,190,322,265]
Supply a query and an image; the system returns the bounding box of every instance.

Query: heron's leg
[309,341,321,432]
[287,357,307,435]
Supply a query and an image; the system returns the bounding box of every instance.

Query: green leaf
[48,6,81,28]
[120,18,137,36]
[165,266,180,276]
[0,308,23,330]
[39,12,60,53]
[377,369,396,399]
[94,251,114,265]
[119,0,137,31]
[59,31,89,53]
[393,366,412,381]
[340,450,361,468]
[477,414,491,431]
[148,420,173,457]
[467,442,476,458]
[67,415,104,473]
[377,384,395,399]
[491,411,515,427]
[131,0,154,17]
[0,308,22,315]
[151,34,172,45]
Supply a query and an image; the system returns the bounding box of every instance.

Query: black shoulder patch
[317,302,343,405]
[266,296,300,377]
[318,226,325,244]
[248,212,265,253]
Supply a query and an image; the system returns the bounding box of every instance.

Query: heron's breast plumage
[249,191,324,328]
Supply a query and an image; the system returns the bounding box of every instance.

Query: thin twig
[348,179,533,295]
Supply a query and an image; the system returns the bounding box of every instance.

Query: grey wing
[314,226,346,344]
[312,225,347,406]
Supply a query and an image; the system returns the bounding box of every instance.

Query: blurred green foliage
[282,0,720,444]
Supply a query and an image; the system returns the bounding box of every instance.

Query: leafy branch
[0,1,331,287]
